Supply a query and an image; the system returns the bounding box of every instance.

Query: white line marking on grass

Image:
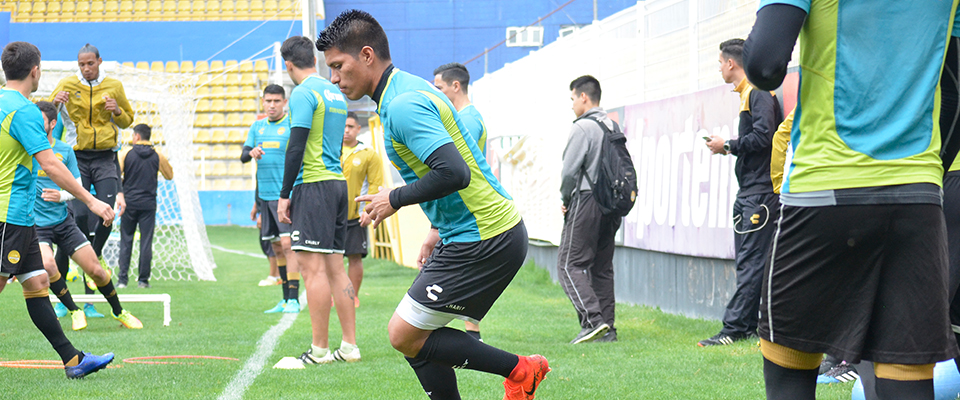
[210,244,267,259]
[217,292,306,400]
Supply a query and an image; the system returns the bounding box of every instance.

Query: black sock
[762,357,817,400]
[465,330,482,341]
[49,278,80,311]
[875,378,934,400]
[55,246,70,277]
[406,356,461,400]
[278,266,288,301]
[98,281,123,316]
[25,297,81,364]
[288,279,299,301]
[416,327,519,378]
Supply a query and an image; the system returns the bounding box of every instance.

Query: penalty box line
[217,291,307,400]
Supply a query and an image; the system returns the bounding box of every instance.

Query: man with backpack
[701,38,782,347]
[559,75,635,344]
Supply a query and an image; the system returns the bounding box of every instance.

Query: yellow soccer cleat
[66,265,80,282]
[70,309,87,331]
[112,310,143,329]
[84,273,98,291]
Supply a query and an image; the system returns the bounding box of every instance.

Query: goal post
[35,61,217,281]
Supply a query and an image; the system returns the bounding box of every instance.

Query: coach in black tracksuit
[116,124,173,288]
[701,39,783,347]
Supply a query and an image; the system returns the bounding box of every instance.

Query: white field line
[210,244,267,259]
[217,292,306,400]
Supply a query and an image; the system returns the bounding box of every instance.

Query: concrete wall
[526,242,736,321]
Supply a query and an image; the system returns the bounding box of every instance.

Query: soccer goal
[35,61,217,281]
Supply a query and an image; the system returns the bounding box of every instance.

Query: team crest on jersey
[38,169,48,178]
[258,128,264,134]
[8,250,20,264]
[56,153,64,162]
[277,127,286,135]
[353,158,361,166]
[75,91,81,98]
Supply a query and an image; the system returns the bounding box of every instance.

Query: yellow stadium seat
[227,161,243,176]
[224,60,238,73]
[225,99,241,112]
[61,1,77,22]
[210,113,226,127]
[257,72,269,83]
[225,72,241,87]
[165,61,179,73]
[104,0,120,19]
[147,0,161,19]
[175,0,189,16]
[195,85,211,98]
[242,160,255,175]
[210,179,228,190]
[15,2,31,19]
[204,74,226,87]
[225,113,243,127]
[194,60,209,73]
[194,114,211,128]
[132,0,146,16]
[210,160,227,174]
[89,1,105,21]
[227,129,246,143]
[249,0,263,16]
[194,130,211,143]
[152,130,165,143]
[209,60,224,73]
[220,0,236,14]
[240,85,258,99]
[254,60,269,72]
[211,129,228,143]
[210,99,225,112]
[239,73,256,86]
[161,0,176,19]
[224,85,241,99]
[195,99,211,113]
[239,60,254,73]
[122,61,135,68]
[188,0,204,19]
[119,0,134,18]
[240,99,257,112]
[241,113,257,127]
[234,0,250,17]
[136,61,149,70]
[150,61,164,72]
[27,2,45,22]
[45,1,62,22]
[180,61,194,74]
[209,86,225,99]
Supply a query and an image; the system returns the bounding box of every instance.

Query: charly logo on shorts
[426,284,443,301]
[8,250,21,264]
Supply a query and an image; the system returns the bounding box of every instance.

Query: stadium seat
[165,61,179,73]
[118,0,134,18]
[210,113,226,127]
[189,0,205,19]
[161,0,176,19]
[209,86,226,99]
[212,130,229,143]
[249,0,264,16]
[234,0,250,18]
[195,85,211,99]
[210,99,226,112]
[194,114,211,128]
[225,99,241,112]
[122,61,135,68]
[194,130,211,143]
[239,60,253,73]
[205,74,226,87]
[209,60,224,73]
[224,85,241,99]
[195,100,211,113]
[230,179,248,191]
[136,61,149,70]
[240,73,256,86]
[227,129,246,143]
[227,161,243,176]
[194,60,209,74]
[104,0,120,20]
[90,1,106,21]
[45,1,62,22]
[147,0,161,20]
[220,0,236,19]
[210,160,227,175]
[150,61,164,72]
[254,60,268,72]
[224,60,239,73]
[257,72,269,83]
[180,60,194,74]
[152,130,165,144]
[242,160,255,175]
[225,113,243,127]
[61,1,78,22]
[211,179,229,190]
[225,72,241,87]
[132,0,146,17]
[240,99,257,112]
[14,2,31,19]
[241,113,257,127]
[175,0,190,16]
[278,0,293,18]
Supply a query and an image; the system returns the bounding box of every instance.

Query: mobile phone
[703,136,711,141]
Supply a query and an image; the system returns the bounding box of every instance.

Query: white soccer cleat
[273,356,305,369]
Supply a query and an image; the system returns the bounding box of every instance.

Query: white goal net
[35,61,217,281]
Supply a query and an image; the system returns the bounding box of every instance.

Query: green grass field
[0,226,854,399]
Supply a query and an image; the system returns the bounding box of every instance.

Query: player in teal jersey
[433,63,487,153]
[276,36,358,365]
[0,41,116,379]
[32,101,142,330]
[241,84,301,314]
[320,10,548,400]
[743,2,960,399]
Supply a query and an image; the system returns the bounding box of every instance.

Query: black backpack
[581,117,638,217]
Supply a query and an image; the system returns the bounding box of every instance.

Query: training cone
[852,359,960,400]
[272,357,305,369]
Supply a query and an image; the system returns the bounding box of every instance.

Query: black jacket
[119,141,174,210]
[728,78,782,198]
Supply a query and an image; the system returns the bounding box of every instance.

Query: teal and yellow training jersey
[458,104,487,154]
[0,88,52,226]
[761,0,960,198]
[289,75,348,185]
[245,114,291,201]
[33,139,80,227]
[377,68,520,244]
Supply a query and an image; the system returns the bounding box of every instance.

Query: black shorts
[290,180,347,253]
[344,218,368,257]
[36,218,91,256]
[759,204,958,364]
[260,237,275,258]
[0,223,44,278]
[259,199,292,241]
[75,150,119,185]
[405,221,527,322]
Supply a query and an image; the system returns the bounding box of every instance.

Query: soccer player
[320,10,548,399]
[432,62,488,341]
[340,111,383,308]
[251,201,281,287]
[241,84,300,314]
[742,2,960,399]
[50,43,134,313]
[0,41,115,379]
[276,36,358,364]
[33,101,143,330]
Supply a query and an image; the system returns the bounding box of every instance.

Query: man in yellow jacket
[340,111,383,308]
[49,44,134,288]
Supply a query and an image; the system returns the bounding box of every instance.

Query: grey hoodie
[560,107,614,205]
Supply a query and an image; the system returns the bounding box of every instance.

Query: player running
[0,41,115,379]
[241,84,301,314]
[319,10,548,399]
[33,101,143,330]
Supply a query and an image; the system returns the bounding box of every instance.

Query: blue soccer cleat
[282,299,300,313]
[54,302,69,318]
[83,303,105,318]
[64,352,114,379]
[264,300,286,313]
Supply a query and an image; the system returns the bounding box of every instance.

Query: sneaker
[697,331,756,347]
[83,303,105,318]
[298,348,329,365]
[66,266,80,282]
[264,300,286,314]
[594,330,618,343]
[282,299,300,314]
[570,323,610,344]
[117,283,127,289]
[64,352,114,379]
[817,361,859,384]
[54,302,69,318]
[112,310,143,329]
[84,273,98,291]
[71,309,87,331]
[258,276,281,287]
[312,347,362,364]
[503,354,550,400]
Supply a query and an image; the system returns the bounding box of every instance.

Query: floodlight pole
[302,0,329,78]
[272,41,283,85]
